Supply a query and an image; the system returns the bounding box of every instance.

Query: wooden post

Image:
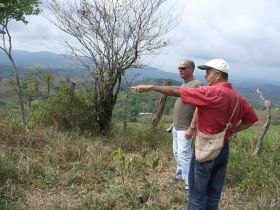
[150,80,172,128]
[65,81,76,128]
[253,88,271,156]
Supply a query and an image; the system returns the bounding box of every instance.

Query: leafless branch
[44,0,177,133]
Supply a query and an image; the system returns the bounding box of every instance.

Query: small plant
[170,192,186,205]
[78,192,103,209]
[0,182,18,210]
[141,149,148,163]
[113,148,137,184]
[36,169,59,189]
[152,155,160,170]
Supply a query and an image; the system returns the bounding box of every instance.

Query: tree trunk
[94,81,120,135]
[28,98,32,109]
[150,80,172,128]
[95,97,115,135]
[123,90,128,133]
[9,55,27,126]
[47,79,50,97]
[64,81,76,128]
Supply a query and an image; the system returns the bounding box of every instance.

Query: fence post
[150,80,172,128]
[253,88,271,156]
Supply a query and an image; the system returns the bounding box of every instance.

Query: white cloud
[166,0,280,79]
[3,0,280,81]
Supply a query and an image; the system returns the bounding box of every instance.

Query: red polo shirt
[179,82,258,139]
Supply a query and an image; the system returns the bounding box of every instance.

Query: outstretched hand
[131,85,153,93]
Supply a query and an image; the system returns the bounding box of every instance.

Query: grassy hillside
[0,110,279,209]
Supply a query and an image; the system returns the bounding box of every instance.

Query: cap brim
[197,65,210,70]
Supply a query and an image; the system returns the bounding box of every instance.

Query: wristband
[190,124,196,129]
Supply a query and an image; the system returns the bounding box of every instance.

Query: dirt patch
[16,187,80,210]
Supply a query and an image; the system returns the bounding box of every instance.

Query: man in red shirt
[131,59,258,210]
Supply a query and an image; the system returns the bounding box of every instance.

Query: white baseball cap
[198,59,229,74]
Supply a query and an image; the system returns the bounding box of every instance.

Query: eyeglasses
[178,66,191,70]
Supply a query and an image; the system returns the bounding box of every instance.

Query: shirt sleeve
[179,86,222,107]
[240,100,259,125]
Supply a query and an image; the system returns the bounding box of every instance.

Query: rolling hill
[1,50,279,108]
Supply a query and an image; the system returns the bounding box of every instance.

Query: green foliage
[227,126,280,201]
[152,155,160,170]
[114,90,176,122]
[114,147,135,184]
[0,0,40,24]
[42,70,54,96]
[0,149,18,185]
[31,83,98,131]
[141,149,148,162]
[22,68,41,105]
[0,99,6,107]
[111,123,171,152]
[170,192,186,205]
[36,168,59,189]
[134,126,171,150]
[0,182,18,210]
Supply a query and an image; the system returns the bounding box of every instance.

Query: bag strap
[225,96,240,130]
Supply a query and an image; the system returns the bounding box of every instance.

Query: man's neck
[216,79,228,84]
[184,75,195,83]
[212,79,228,86]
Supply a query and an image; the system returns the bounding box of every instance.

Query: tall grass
[0,115,279,209]
[224,126,280,210]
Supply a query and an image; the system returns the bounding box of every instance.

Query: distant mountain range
[1,50,279,108]
[0,50,75,69]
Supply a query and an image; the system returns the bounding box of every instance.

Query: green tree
[22,69,41,109]
[42,70,54,97]
[7,78,17,93]
[0,0,41,125]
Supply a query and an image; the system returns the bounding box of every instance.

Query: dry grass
[0,120,279,209]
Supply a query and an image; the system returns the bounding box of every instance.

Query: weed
[0,181,18,210]
[0,113,279,209]
[36,168,59,189]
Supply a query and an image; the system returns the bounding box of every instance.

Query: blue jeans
[188,140,229,210]
[172,127,192,190]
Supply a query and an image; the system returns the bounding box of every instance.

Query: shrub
[31,84,98,131]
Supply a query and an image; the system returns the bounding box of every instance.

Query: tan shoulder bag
[195,97,239,162]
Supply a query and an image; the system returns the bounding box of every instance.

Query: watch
[190,124,196,129]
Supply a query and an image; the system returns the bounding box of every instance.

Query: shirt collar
[212,82,232,89]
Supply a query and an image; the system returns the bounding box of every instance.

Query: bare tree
[0,1,40,125]
[44,0,176,134]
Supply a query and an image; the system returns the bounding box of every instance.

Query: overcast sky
[7,0,280,82]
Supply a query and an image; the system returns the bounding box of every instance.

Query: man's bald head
[180,59,195,72]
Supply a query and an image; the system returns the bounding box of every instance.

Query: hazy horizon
[1,49,279,86]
